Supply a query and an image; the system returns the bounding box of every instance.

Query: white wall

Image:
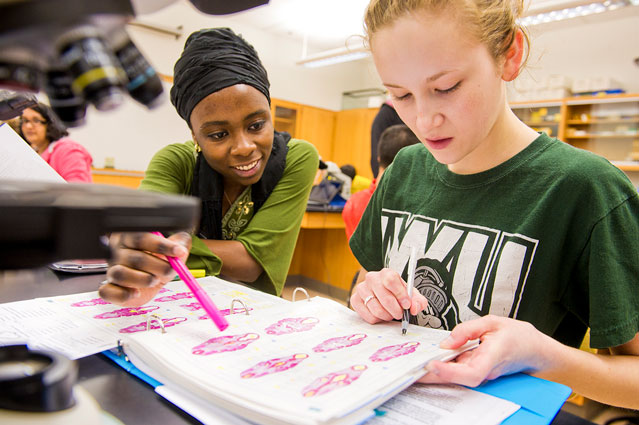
[67,3,639,171]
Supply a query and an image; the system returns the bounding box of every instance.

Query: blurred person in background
[20,102,93,182]
[370,99,404,178]
[343,124,419,240]
[339,164,372,194]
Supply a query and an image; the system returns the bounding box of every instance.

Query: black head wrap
[170,27,271,125]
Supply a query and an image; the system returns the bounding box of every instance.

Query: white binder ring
[230,298,250,315]
[292,287,310,302]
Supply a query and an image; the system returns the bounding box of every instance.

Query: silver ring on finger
[363,295,375,307]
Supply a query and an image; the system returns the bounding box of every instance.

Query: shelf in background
[566,118,639,125]
[564,94,639,105]
[91,168,145,189]
[510,100,564,108]
[512,93,639,170]
[524,121,560,126]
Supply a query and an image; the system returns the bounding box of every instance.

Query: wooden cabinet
[511,94,639,173]
[299,105,336,161]
[271,98,301,138]
[332,108,379,180]
[271,100,378,178]
[272,99,337,162]
[289,212,360,295]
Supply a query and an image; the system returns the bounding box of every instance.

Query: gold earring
[195,144,201,153]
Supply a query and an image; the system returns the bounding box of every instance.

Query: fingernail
[401,298,411,309]
[130,288,141,299]
[440,336,453,348]
[173,245,188,257]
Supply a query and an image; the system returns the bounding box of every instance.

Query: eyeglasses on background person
[20,117,47,126]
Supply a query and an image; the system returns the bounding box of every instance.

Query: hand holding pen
[100,231,193,308]
[351,248,427,326]
[151,232,229,331]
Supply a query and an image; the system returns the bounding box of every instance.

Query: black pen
[402,246,418,336]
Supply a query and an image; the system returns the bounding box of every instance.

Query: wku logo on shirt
[381,209,538,330]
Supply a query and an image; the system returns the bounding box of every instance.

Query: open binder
[0,277,571,425]
[107,289,479,425]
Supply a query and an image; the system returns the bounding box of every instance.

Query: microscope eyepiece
[110,31,164,109]
[56,26,126,112]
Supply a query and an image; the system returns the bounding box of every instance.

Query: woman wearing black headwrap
[101,28,319,307]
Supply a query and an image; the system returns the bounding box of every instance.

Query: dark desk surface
[0,268,595,425]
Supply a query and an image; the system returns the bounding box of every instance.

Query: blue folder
[474,373,572,425]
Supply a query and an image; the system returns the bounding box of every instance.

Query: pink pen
[151,232,229,331]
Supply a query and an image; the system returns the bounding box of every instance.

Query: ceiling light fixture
[519,0,636,26]
[296,45,369,68]
[296,42,370,68]
[296,31,369,68]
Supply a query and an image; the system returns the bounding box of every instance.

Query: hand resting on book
[419,315,552,386]
[100,232,191,307]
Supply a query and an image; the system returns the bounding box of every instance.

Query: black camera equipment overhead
[1,1,160,126]
[0,0,269,270]
[0,0,269,124]
[0,0,188,270]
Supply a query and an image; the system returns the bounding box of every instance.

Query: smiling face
[371,10,519,174]
[20,108,49,152]
[189,84,274,193]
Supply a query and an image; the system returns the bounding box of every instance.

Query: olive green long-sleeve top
[139,139,319,295]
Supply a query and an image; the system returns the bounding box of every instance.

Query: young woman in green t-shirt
[349,0,639,410]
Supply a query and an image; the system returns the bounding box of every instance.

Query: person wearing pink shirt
[20,103,93,182]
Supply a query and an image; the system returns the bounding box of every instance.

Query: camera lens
[56,26,126,111]
[44,68,87,127]
[110,31,164,108]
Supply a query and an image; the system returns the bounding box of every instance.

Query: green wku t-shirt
[140,138,319,296]
[350,133,639,349]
